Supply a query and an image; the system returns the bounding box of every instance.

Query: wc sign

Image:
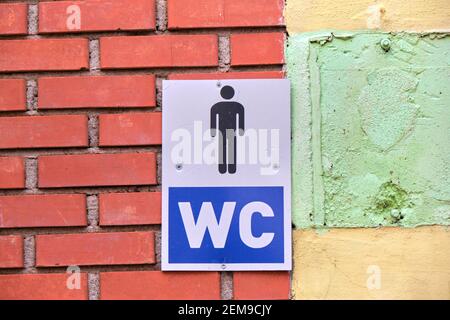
[162,79,291,271]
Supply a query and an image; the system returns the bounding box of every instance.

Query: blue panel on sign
[168,186,284,264]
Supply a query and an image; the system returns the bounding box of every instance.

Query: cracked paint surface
[287,32,450,228]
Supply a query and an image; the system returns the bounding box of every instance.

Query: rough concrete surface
[24,235,35,270]
[88,272,100,300]
[27,4,38,35]
[89,39,100,72]
[26,79,37,113]
[87,194,99,227]
[221,272,233,300]
[25,157,38,191]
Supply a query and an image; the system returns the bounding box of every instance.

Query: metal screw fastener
[221,264,227,270]
[380,38,391,51]
[390,209,400,219]
[175,163,183,171]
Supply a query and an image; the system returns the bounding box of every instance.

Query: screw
[175,163,183,171]
[380,38,391,51]
[390,209,400,219]
[221,264,226,270]
[216,81,222,87]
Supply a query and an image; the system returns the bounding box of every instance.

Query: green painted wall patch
[287,32,450,228]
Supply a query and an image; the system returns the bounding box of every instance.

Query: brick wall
[0,0,290,300]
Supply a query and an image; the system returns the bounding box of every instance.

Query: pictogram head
[220,86,235,100]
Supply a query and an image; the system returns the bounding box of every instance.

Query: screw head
[380,38,391,51]
[175,163,183,171]
[390,209,400,219]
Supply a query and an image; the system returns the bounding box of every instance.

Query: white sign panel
[162,79,291,271]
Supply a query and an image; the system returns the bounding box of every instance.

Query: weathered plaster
[287,32,450,228]
[292,227,450,299]
[286,0,450,33]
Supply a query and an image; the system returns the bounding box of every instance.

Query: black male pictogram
[210,85,245,174]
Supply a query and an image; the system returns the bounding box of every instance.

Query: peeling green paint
[287,32,450,228]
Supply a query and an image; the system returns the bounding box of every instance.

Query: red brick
[233,272,290,300]
[168,71,285,80]
[0,157,24,189]
[39,0,155,33]
[100,35,218,69]
[0,115,88,149]
[38,75,156,109]
[168,0,284,29]
[0,3,27,35]
[0,79,26,111]
[36,232,155,267]
[100,271,220,300]
[0,194,86,228]
[0,236,23,268]
[0,39,89,72]
[0,273,88,300]
[231,33,284,66]
[99,113,161,146]
[99,192,161,226]
[39,153,157,188]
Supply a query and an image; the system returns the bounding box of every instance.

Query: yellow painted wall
[286,0,450,33]
[293,227,450,299]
